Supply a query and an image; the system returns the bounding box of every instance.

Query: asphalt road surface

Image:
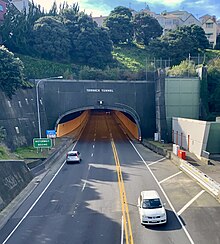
[1,111,220,244]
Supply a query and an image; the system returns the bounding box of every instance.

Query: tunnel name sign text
[33,138,52,148]
[86,89,114,93]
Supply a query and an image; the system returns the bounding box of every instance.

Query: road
[0,111,220,244]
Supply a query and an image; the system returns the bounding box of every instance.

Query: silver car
[138,190,167,225]
[66,151,81,164]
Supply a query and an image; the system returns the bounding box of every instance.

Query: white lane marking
[148,157,166,166]
[94,138,96,142]
[91,153,94,157]
[178,190,205,216]
[121,216,124,244]
[3,142,78,244]
[129,140,195,244]
[3,161,66,243]
[159,171,182,184]
[81,165,91,192]
[93,145,95,148]
[94,133,96,137]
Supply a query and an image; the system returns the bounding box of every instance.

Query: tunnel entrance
[56,109,141,140]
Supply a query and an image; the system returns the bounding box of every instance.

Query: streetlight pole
[36,76,63,138]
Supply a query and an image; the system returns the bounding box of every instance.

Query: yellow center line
[111,140,134,244]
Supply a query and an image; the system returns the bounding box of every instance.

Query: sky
[33,0,220,19]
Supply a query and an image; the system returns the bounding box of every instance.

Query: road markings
[2,141,79,244]
[81,165,91,192]
[177,190,205,216]
[121,216,124,244]
[93,145,95,148]
[148,157,166,166]
[91,153,94,157]
[159,171,182,184]
[111,140,134,244]
[2,160,67,244]
[129,140,195,244]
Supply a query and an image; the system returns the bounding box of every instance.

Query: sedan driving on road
[138,190,167,225]
[66,151,81,164]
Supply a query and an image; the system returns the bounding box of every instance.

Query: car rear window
[68,153,77,156]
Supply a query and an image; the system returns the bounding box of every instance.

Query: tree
[207,58,220,113]
[74,26,113,68]
[183,25,209,53]
[0,46,25,97]
[0,1,44,55]
[215,34,220,50]
[103,6,133,44]
[32,16,71,62]
[149,25,209,65]
[133,12,163,45]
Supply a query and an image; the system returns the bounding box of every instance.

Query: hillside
[16,46,220,80]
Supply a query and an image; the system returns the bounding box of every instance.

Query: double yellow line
[111,140,134,244]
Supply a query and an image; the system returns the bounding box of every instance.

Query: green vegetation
[15,146,50,159]
[0,1,219,119]
[112,45,149,71]
[203,49,220,63]
[0,146,10,159]
[167,60,197,77]
[16,54,73,79]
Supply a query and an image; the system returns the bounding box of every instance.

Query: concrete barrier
[179,159,220,198]
[0,160,33,211]
[142,140,168,157]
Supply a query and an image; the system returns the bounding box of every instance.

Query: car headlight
[160,213,166,218]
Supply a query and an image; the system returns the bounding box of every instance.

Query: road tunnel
[56,109,141,140]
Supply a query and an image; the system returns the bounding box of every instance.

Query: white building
[199,15,218,48]
[9,0,29,13]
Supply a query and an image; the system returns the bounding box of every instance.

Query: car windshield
[142,198,162,209]
[68,153,77,157]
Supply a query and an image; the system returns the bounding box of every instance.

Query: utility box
[178,150,186,160]
[154,133,159,141]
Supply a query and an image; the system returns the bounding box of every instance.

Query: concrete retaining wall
[0,88,47,150]
[0,160,33,211]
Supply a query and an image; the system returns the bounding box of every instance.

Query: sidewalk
[185,152,220,184]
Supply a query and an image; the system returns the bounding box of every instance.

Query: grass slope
[112,44,150,71]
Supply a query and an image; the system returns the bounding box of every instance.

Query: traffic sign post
[46,130,56,146]
[33,138,52,149]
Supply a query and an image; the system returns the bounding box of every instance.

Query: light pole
[36,76,63,138]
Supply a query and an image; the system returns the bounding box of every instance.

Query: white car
[138,190,167,225]
[66,151,81,164]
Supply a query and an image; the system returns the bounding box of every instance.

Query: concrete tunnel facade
[39,79,156,140]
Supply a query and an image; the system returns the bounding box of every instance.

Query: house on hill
[199,14,219,48]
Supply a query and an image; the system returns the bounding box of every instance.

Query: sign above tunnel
[86,89,114,93]
[33,138,52,148]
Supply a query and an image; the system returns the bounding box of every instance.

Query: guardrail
[180,159,220,198]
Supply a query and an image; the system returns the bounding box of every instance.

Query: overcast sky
[33,0,220,19]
